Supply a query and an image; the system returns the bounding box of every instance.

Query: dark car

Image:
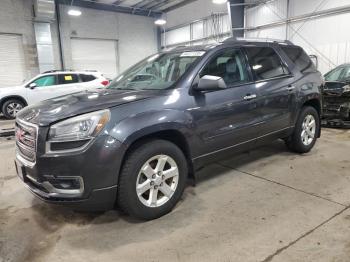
[15,38,323,220]
[322,64,350,126]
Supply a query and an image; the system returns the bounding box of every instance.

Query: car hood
[17,89,162,126]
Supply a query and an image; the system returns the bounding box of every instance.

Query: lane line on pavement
[217,162,346,207]
[217,162,350,261]
[260,206,350,262]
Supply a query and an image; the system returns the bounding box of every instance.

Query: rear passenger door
[244,46,296,137]
[56,73,82,96]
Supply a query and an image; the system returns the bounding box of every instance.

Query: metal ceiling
[57,0,194,17]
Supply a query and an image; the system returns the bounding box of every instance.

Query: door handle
[243,94,257,101]
[287,85,295,91]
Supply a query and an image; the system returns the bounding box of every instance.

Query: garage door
[0,34,26,88]
[71,38,118,79]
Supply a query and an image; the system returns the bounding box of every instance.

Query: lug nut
[160,182,163,186]
[157,171,162,176]
[162,175,165,179]
[152,174,156,179]
[154,185,158,189]
[150,181,154,186]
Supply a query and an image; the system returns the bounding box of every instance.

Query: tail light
[101,80,109,86]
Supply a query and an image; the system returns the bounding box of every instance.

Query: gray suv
[15,38,323,220]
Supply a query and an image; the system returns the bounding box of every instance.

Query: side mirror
[194,75,227,92]
[28,83,37,89]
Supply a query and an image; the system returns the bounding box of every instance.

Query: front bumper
[15,134,126,211]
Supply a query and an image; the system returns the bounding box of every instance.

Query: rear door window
[244,47,290,81]
[57,74,79,85]
[79,74,96,82]
[281,46,317,73]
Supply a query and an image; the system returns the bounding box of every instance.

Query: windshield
[325,65,350,82]
[108,51,204,90]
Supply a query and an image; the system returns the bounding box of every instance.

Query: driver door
[190,48,262,157]
[26,74,60,104]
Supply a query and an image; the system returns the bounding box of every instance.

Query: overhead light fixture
[68,9,82,16]
[154,18,166,25]
[212,0,227,4]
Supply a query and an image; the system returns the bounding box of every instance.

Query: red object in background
[101,80,109,86]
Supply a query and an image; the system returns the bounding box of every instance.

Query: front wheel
[117,140,188,220]
[285,106,320,153]
[2,99,25,119]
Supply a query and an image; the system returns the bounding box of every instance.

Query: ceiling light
[212,0,227,4]
[154,18,166,25]
[68,9,82,16]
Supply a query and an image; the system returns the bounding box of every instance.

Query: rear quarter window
[80,74,96,82]
[281,46,317,73]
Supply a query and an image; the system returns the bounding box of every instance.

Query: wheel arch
[120,129,195,182]
[301,98,322,138]
[0,95,28,111]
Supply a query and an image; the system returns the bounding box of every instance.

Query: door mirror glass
[28,83,37,89]
[195,75,227,91]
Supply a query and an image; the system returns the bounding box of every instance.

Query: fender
[108,109,200,159]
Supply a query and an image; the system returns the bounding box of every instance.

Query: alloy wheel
[6,102,23,117]
[301,114,316,146]
[136,154,179,208]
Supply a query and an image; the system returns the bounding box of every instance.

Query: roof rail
[42,69,75,74]
[223,37,294,45]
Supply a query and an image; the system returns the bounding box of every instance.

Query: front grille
[15,120,38,163]
[324,104,341,111]
[323,96,350,104]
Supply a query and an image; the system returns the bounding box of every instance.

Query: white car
[0,70,109,119]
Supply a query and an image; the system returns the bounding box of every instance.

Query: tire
[285,106,320,153]
[1,99,25,119]
[117,139,188,220]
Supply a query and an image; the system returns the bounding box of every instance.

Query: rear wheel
[117,140,188,220]
[285,106,320,153]
[2,99,25,119]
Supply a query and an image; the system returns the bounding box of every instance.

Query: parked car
[0,70,109,119]
[322,64,350,126]
[15,38,323,220]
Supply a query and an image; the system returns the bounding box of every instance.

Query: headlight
[48,110,110,142]
[343,85,350,92]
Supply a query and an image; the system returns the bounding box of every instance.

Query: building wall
[0,0,39,80]
[58,5,158,74]
[0,0,158,84]
[165,0,228,29]
[162,0,231,48]
[244,0,350,74]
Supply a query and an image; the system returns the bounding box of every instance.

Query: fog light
[46,177,82,190]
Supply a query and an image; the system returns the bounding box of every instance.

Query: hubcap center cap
[153,175,163,186]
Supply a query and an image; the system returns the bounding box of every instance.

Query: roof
[163,37,296,53]
[41,70,102,75]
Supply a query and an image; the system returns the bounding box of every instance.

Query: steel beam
[243,4,350,32]
[229,0,245,37]
[56,0,162,17]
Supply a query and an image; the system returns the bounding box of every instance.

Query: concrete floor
[1,128,350,262]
